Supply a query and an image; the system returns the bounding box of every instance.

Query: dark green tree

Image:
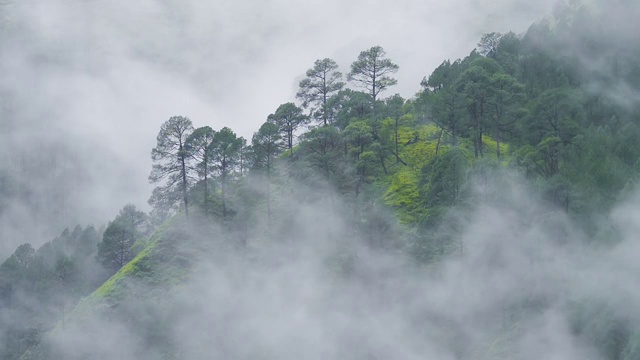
[269,103,307,158]
[431,87,466,147]
[239,137,250,177]
[383,94,410,164]
[456,65,493,158]
[186,126,216,214]
[251,122,282,220]
[252,122,282,174]
[421,59,463,92]
[96,204,148,271]
[326,89,375,130]
[422,148,468,208]
[524,88,582,145]
[210,127,244,219]
[418,59,467,149]
[149,116,194,215]
[343,120,373,161]
[299,125,343,181]
[487,73,525,159]
[296,58,345,126]
[348,46,399,101]
[493,32,521,76]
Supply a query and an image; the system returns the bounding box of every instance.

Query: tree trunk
[452,121,457,146]
[120,228,126,268]
[240,149,244,176]
[395,117,400,163]
[221,160,227,219]
[478,130,484,158]
[323,84,328,126]
[435,128,444,156]
[266,160,271,223]
[204,154,209,214]
[474,130,479,158]
[479,99,485,158]
[372,69,377,101]
[379,155,388,175]
[180,147,189,215]
[289,130,294,158]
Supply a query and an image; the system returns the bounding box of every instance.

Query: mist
[0,0,558,258]
[34,174,640,360]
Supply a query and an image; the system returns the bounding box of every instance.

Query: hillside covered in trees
[2,1,640,359]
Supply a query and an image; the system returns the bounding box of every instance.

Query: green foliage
[185,126,216,213]
[457,64,492,158]
[296,58,345,125]
[96,204,149,272]
[209,127,244,219]
[326,89,375,130]
[512,136,562,178]
[402,124,441,167]
[348,46,399,100]
[343,120,373,159]
[269,103,307,158]
[384,168,420,223]
[422,147,468,208]
[421,59,463,91]
[149,116,194,217]
[524,87,583,145]
[252,122,282,172]
[0,226,105,360]
[79,217,190,310]
[298,125,344,182]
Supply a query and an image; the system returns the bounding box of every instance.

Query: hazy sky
[0,0,558,255]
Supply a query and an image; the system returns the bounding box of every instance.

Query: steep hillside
[21,217,203,360]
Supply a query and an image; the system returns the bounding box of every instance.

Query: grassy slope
[20,218,193,360]
[382,123,510,223]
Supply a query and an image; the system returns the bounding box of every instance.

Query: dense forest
[2,1,640,359]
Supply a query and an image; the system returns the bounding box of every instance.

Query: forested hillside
[2,1,640,359]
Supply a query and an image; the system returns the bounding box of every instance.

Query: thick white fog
[40,176,640,360]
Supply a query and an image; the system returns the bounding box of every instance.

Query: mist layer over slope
[23,175,640,360]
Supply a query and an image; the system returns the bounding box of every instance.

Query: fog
[0,0,558,258]
[39,175,640,360]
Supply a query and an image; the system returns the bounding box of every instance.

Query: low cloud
[37,174,640,360]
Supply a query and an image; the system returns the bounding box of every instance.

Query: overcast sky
[0,0,559,255]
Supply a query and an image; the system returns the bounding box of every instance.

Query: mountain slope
[21,217,200,360]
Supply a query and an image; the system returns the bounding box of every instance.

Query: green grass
[67,217,191,320]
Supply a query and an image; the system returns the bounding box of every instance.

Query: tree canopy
[348,46,399,101]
